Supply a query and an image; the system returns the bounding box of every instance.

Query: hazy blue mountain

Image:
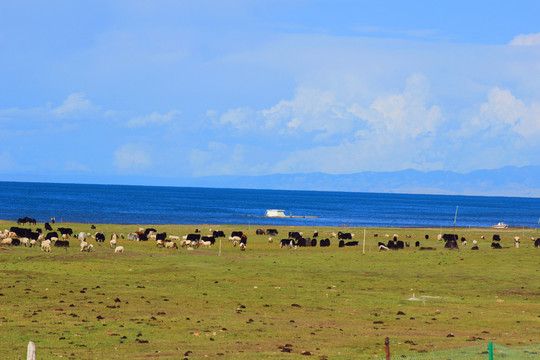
[4,165,540,197]
[182,165,540,197]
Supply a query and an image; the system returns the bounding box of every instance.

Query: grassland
[0,220,539,359]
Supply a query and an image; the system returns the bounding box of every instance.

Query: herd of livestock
[2,217,540,253]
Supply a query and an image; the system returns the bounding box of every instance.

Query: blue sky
[1,0,540,184]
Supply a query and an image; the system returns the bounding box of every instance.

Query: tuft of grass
[0,220,539,359]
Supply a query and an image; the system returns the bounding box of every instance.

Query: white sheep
[80,241,88,252]
[30,239,36,247]
[41,240,51,252]
[514,236,520,248]
[78,232,86,242]
[199,240,212,248]
[165,241,178,249]
[20,237,29,247]
[1,238,12,246]
[110,238,117,248]
[229,235,241,242]
[87,244,94,252]
[114,246,124,253]
[180,239,191,247]
[268,237,273,243]
[169,235,180,242]
[156,239,164,247]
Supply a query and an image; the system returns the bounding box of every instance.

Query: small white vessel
[265,209,287,217]
[492,222,508,229]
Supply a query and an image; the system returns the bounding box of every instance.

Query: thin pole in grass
[362,228,365,254]
[219,238,221,256]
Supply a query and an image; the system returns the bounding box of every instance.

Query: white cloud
[64,161,91,172]
[124,110,181,127]
[350,73,443,140]
[113,143,151,171]
[52,93,95,117]
[509,33,540,46]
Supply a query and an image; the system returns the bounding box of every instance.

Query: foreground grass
[0,221,539,359]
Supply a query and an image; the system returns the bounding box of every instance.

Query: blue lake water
[1,181,539,228]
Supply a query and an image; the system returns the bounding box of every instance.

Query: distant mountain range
[183,165,540,197]
[4,165,540,197]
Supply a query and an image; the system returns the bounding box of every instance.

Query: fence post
[385,337,390,360]
[27,341,36,360]
[488,342,493,360]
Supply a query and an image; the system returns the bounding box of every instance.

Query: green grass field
[1,221,539,359]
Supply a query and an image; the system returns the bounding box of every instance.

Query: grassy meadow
[0,220,539,359]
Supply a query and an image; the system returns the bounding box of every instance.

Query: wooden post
[385,337,390,360]
[363,228,366,254]
[27,341,36,360]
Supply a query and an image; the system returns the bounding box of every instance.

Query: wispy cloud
[113,143,151,172]
[52,93,96,118]
[509,32,540,46]
[124,110,181,127]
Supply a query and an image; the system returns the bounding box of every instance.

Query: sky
[1,0,540,185]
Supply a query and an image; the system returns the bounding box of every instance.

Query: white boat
[492,222,508,229]
[265,209,287,217]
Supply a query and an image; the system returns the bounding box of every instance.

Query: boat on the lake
[492,222,508,229]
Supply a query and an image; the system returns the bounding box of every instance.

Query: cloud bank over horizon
[1,1,540,189]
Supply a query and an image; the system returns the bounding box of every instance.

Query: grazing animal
[114,246,124,253]
[165,241,178,249]
[266,229,278,236]
[80,241,89,252]
[378,242,389,251]
[110,238,117,248]
[442,234,459,249]
[280,239,293,248]
[201,236,215,245]
[78,232,86,242]
[319,238,330,247]
[268,237,273,243]
[186,233,201,241]
[493,234,501,241]
[44,223,53,231]
[513,236,520,248]
[41,240,52,252]
[213,230,226,238]
[95,232,106,242]
[534,238,540,248]
[256,229,265,235]
[338,232,353,240]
